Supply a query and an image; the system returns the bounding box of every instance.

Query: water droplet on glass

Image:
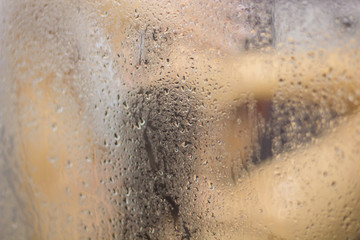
[49,157,57,164]
[51,122,58,131]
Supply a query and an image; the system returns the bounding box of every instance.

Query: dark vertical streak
[164,195,179,226]
[143,128,157,171]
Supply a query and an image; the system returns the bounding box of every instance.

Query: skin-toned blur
[1,0,360,239]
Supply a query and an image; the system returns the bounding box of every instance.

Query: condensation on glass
[1,0,360,239]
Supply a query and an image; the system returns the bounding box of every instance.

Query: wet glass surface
[1,0,360,239]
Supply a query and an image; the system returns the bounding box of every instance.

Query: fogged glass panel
[1,0,360,239]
